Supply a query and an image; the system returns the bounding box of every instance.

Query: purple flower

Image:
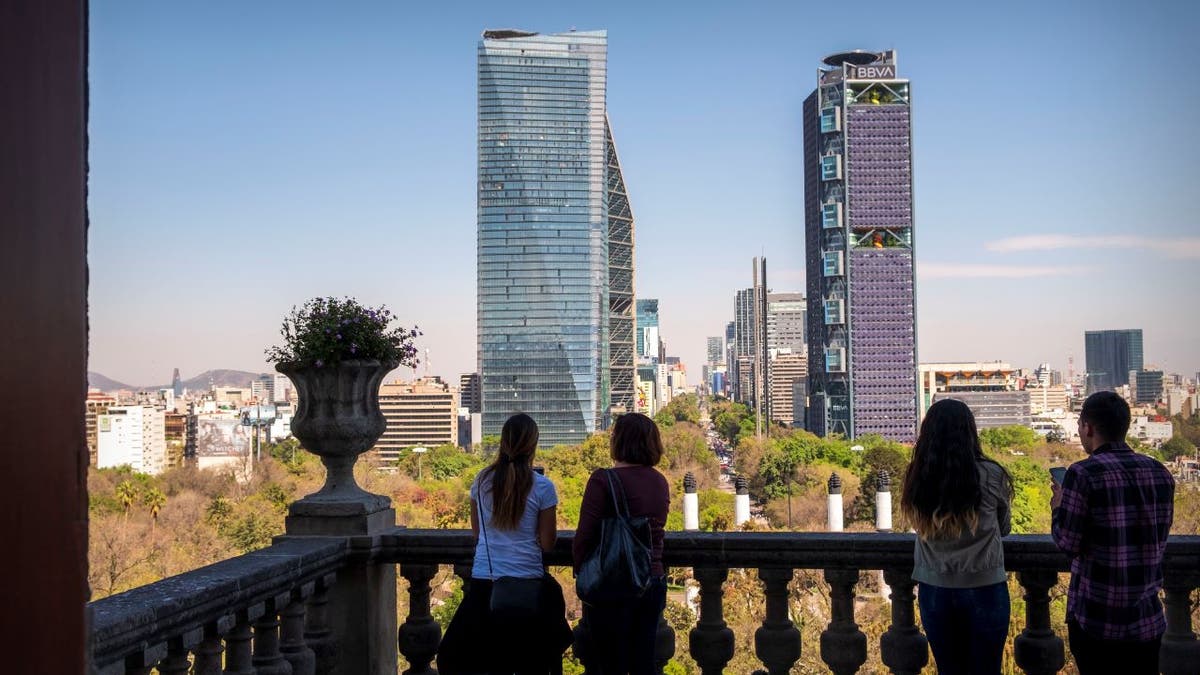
[315,359,324,368]
[336,333,342,340]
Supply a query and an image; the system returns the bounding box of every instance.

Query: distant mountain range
[88,369,267,393]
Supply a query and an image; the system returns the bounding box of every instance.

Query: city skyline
[88,2,1200,388]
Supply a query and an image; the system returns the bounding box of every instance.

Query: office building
[1133,370,1164,405]
[171,368,183,398]
[1028,383,1070,415]
[251,374,274,403]
[1084,329,1144,394]
[767,292,807,354]
[85,388,117,466]
[97,405,167,475]
[637,299,661,362]
[706,336,724,366]
[770,349,808,427]
[805,50,918,442]
[478,29,635,445]
[375,378,459,463]
[459,373,482,414]
[919,362,1030,428]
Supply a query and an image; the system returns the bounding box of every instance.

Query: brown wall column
[0,1,90,673]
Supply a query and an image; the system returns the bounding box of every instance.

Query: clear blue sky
[89,0,1200,387]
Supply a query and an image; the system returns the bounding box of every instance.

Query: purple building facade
[804,50,918,443]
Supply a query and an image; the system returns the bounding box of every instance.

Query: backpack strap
[604,468,633,520]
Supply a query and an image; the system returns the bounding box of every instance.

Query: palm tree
[143,488,166,531]
[115,481,137,522]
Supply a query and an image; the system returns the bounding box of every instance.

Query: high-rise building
[706,336,724,366]
[731,259,769,421]
[459,373,482,414]
[1134,370,1164,405]
[375,378,460,463]
[477,29,636,445]
[171,368,183,397]
[770,349,808,427]
[85,388,117,466]
[637,299,661,362]
[97,405,168,475]
[805,50,918,442]
[767,292,807,354]
[1084,329,1144,394]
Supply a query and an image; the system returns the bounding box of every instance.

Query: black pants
[578,577,667,675]
[1068,617,1161,675]
[438,577,572,675]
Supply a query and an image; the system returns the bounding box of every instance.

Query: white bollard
[827,472,844,532]
[683,472,699,531]
[734,475,750,528]
[875,469,893,533]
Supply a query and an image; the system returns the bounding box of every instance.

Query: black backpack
[575,469,653,605]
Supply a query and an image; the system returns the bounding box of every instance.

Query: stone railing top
[90,536,347,669]
[381,529,1200,577]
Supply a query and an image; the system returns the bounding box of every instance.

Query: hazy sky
[89,0,1200,387]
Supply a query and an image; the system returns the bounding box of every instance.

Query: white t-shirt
[470,470,558,580]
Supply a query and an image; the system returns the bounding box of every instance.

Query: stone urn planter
[277,359,397,516]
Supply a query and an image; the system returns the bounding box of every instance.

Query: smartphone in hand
[1049,467,1067,485]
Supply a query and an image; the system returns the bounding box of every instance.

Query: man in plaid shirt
[1051,391,1175,674]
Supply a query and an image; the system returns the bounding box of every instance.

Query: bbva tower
[804,50,919,443]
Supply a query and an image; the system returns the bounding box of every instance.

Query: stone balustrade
[89,537,346,675]
[88,531,1200,674]
[384,530,1200,675]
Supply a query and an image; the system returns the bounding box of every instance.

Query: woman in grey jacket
[901,398,1014,675]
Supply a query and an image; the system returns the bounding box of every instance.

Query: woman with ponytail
[437,413,571,674]
[901,398,1014,675]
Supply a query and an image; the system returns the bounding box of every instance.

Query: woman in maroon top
[572,413,670,675]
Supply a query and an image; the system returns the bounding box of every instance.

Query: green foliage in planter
[266,296,421,368]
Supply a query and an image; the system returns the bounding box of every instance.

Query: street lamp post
[412,446,428,482]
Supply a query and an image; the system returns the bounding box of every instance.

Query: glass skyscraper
[804,50,918,442]
[477,29,635,446]
[636,298,659,361]
[1084,329,1144,394]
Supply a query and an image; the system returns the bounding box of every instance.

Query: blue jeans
[917,581,1010,675]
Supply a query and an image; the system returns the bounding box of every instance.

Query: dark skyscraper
[1085,329,1144,394]
[804,50,918,442]
[171,368,182,397]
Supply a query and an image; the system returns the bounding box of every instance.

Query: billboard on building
[195,415,252,457]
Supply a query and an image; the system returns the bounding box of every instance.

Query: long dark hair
[486,413,539,530]
[901,399,1013,540]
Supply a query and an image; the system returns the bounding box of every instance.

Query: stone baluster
[158,634,200,675]
[820,569,867,675]
[280,593,316,675]
[688,567,734,675]
[754,567,800,675]
[192,622,228,675]
[1013,570,1064,675]
[223,613,257,675]
[253,595,295,675]
[397,564,441,675]
[1160,574,1200,675]
[573,604,598,671]
[305,576,337,672]
[879,568,928,675]
[452,562,473,597]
